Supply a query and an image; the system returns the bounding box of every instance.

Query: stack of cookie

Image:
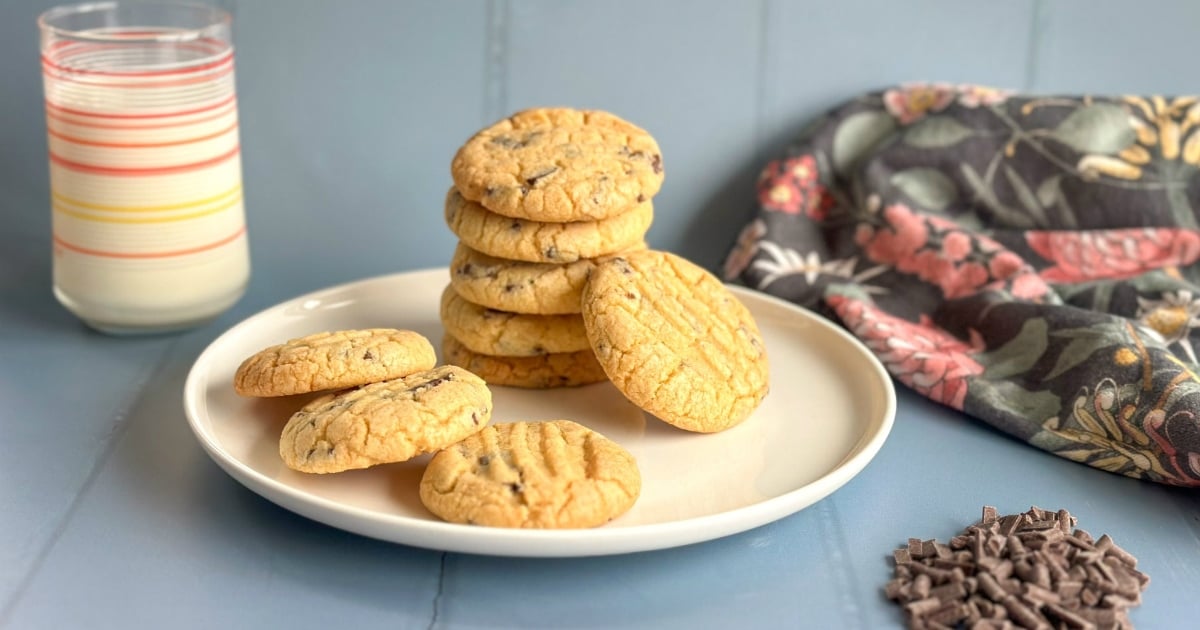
[440,108,665,388]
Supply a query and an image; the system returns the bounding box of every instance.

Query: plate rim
[182,267,897,557]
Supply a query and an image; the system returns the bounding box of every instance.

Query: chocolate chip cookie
[444,188,652,263]
[450,107,664,222]
[439,285,590,356]
[278,365,492,474]
[442,334,607,388]
[234,328,437,397]
[419,420,641,528]
[581,250,770,433]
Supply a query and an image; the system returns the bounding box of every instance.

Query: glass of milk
[39,1,250,335]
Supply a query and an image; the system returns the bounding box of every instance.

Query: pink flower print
[855,203,930,264]
[956,84,1013,108]
[856,203,1034,299]
[1026,228,1200,282]
[985,251,1052,301]
[941,232,972,262]
[909,248,990,299]
[987,251,1023,278]
[757,154,832,219]
[760,179,802,214]
[789,155,818,186]
[828,295,983,409]
[883,83,956,125]
[1008,271,1052,300]
[723,220,767,280]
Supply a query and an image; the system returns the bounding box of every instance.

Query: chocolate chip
[625,291,636,299]
[478,455,490,466]
[471,411,480,425]
[651,153,662,174]
[362,350,374,361]
[410,372,456,396]
[544,245,559,259]
[510,220,522,231]
[457,263,473,276]
[518,131,542,147]
[525,166,558,187]
[508,482,523,494]
[637,193,646,203]
[490,135,518,148]
[504,283,518,293]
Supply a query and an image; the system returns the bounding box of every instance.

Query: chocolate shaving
[884,506,1149,630]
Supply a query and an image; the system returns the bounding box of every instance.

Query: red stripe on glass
[43,92,236,120]
[45,99,237,130]
[49,145,240,176]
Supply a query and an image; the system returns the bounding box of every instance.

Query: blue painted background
[2,0,1197,315]
[2,3,1200,625]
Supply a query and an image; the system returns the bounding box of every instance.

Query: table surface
[2,262,1199,630]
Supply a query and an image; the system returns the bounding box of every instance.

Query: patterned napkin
[724,84,1200,487]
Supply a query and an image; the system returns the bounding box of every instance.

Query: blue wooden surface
[2,1,1199,628]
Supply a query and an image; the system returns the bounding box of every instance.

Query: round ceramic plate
[183,268,896,557]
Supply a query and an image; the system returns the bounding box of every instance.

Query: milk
[41,17,250,334]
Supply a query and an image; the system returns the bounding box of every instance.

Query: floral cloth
[724,84,1200,487]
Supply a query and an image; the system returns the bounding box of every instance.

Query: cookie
[419,420,641,528]
[581,250,769,433]
[448,242,643,315]
[444,188,652,263]
[442,334,607,389]
[278,365,492,474]
[234,328,437,397]
[450,107,664,222]
[439,285,590,356]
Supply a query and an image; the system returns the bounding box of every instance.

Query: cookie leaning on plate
[279,365,492,474]
[450,107,664,222]
[419,420,641,528]
[442,334,607,389]
[444,188,652,263]
[233,328,437,397]
[439,285,590,356]
[581,250,769,433]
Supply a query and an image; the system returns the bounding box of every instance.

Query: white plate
[183,268,896,557]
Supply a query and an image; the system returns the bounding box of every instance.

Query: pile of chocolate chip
[884,506,1149,630]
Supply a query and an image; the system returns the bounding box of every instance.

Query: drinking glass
[39,1,250,334]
